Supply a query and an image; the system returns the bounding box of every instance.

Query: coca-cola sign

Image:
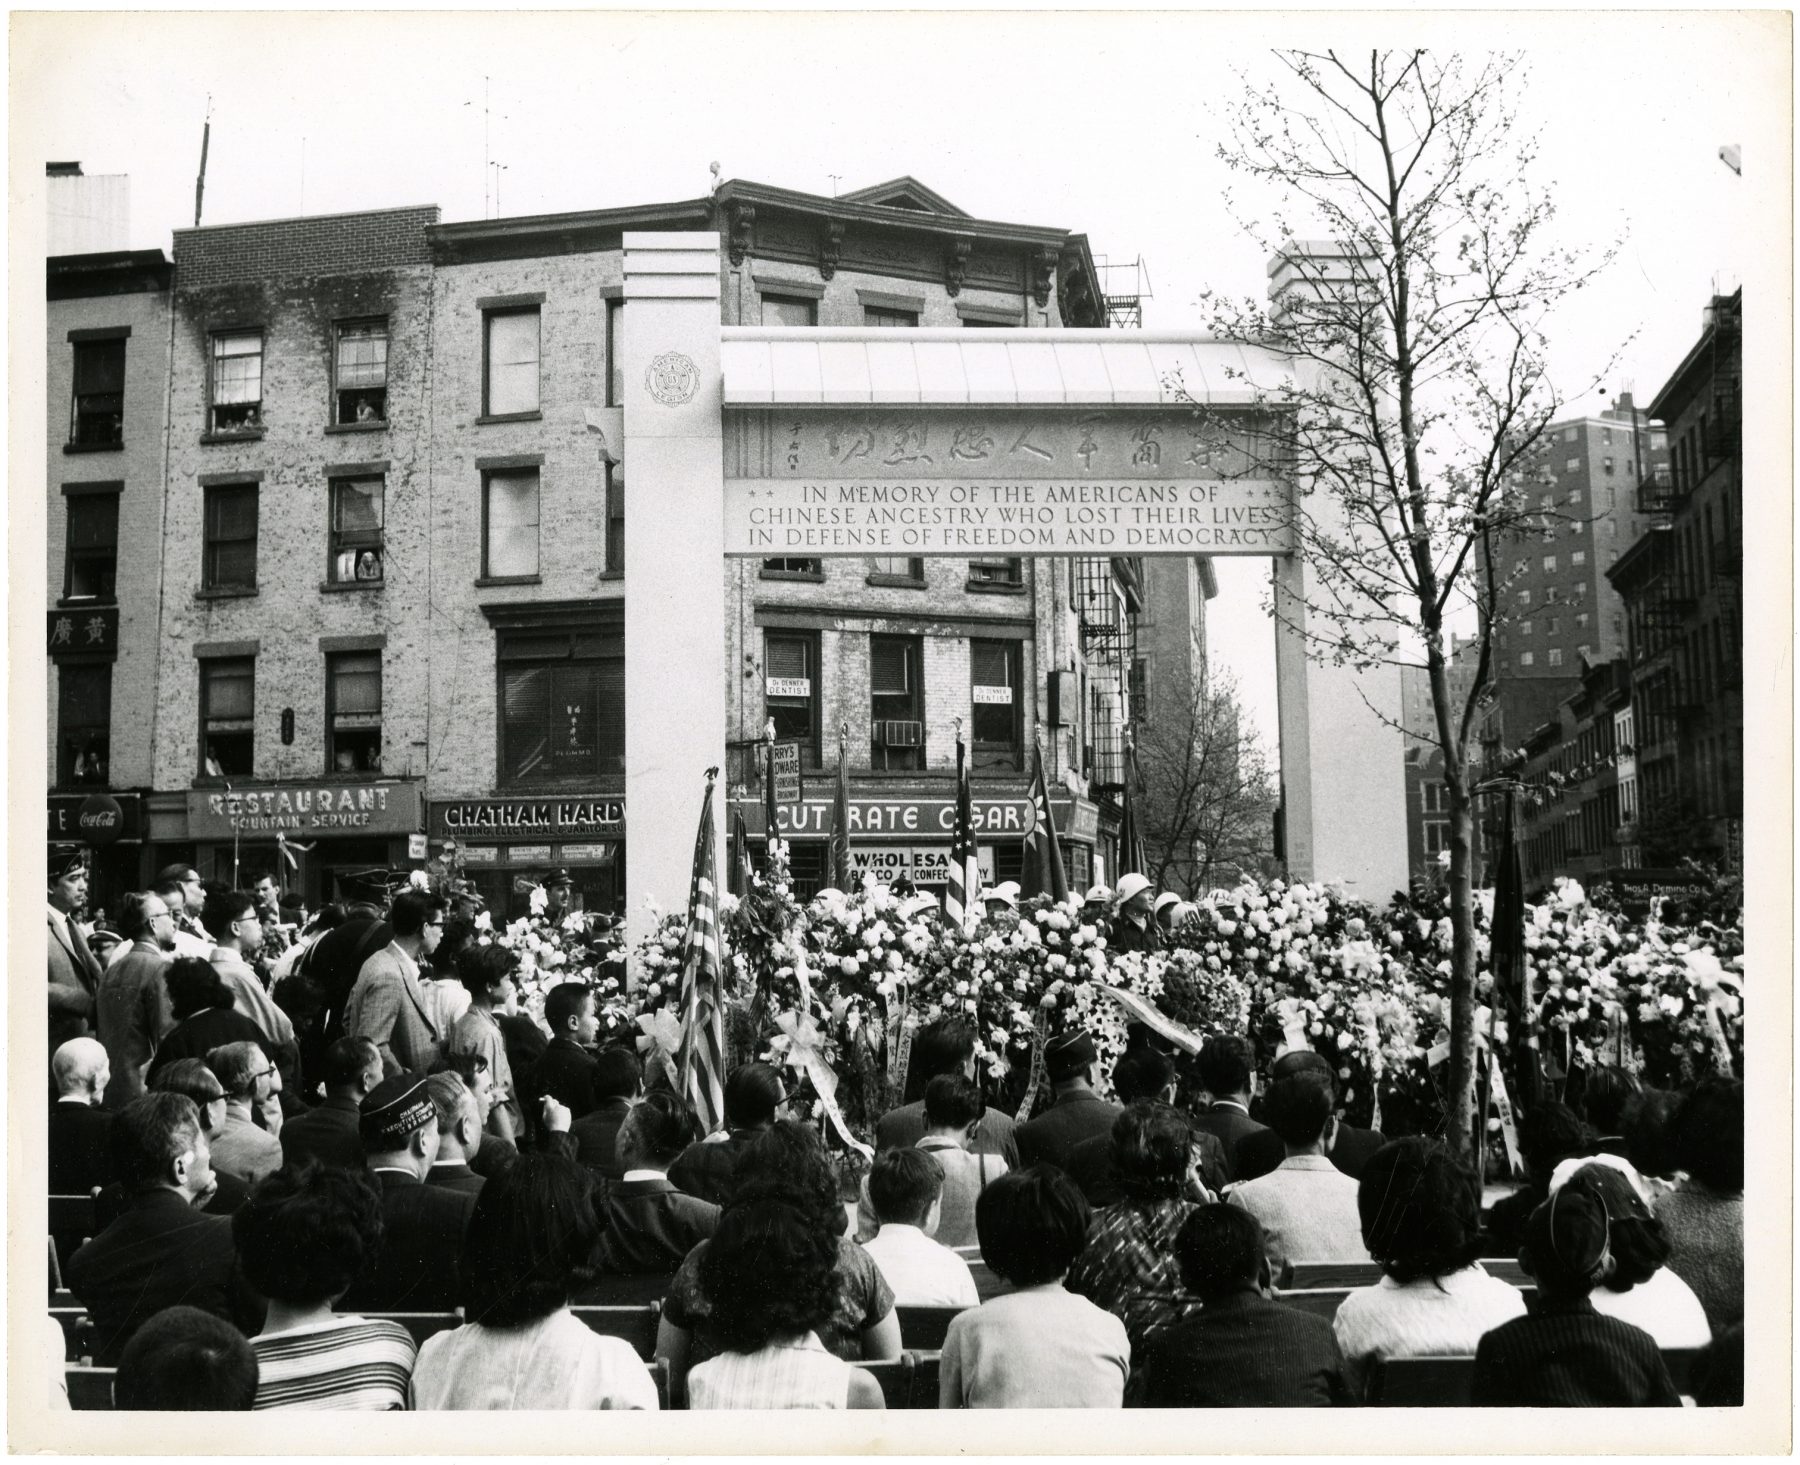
[47,792,141,844]
[77,794,126,846]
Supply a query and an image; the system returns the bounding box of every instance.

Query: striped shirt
[1470,1298,1681,1407]
[251,1317,416,1410]
[688,1331,850,1410]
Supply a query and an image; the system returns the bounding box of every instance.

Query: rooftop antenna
[490,161,508,217]
[193,94,212,228]
[462,76,507,218]
[828,173,842,198]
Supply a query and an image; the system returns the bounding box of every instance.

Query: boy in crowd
[861,1148,980,1308]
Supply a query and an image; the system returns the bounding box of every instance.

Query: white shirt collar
[621,1168,666,1183]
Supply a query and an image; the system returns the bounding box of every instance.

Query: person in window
[354,549,381,582]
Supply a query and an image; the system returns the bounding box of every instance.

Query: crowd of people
[46,851,1745,1411]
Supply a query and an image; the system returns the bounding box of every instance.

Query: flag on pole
[1118,730,1147,880]
[1489,784,1542,1109]
[762,719,781,869]
[727,809,753,898]
[945,727,980,936]
[1022,739,1071,904]
[677,768,727,1135]
[829,722,852,890]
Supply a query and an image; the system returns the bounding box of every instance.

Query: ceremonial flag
[829,722,851,890]
[728,809,753,898]
[762,719,781,867]
[1022,740,1071,904]
[1489,785,1543,1109]
[1119,732,1147,880]
[677,769,727,1134]
[946,730,980,935]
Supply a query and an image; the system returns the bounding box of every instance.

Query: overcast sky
[13,10,1786,754]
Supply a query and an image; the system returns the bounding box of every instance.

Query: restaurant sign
[430,797,626,841]
[186,780,424,839]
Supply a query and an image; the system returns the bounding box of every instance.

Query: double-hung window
[327,651,383,773]
[334,319,389,424]
[203,483,259,592]
[57,664,111,788]
[968,557,1023,588]
[70,338,126,447]
[201,657,255,778]
[63,489,119,601]
[328,475,385,584]
[765,632,821,767]
[970,639,1022,770]
[483,307,540,416]
[870,635,924,771]
[210,331,264,432]
[483,466,540,579]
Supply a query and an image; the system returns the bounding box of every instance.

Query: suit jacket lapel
[398,962,438,1039]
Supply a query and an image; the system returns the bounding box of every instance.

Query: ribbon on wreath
[1274,996,1311,1055]
[887,988,917,1109]
[769,1008,872,1160]
[1683,950,1743,1077]
[1359,1005,1385,1134]
[1425,1007,1521,1172]
[1015,1009,1050,1124]
[275,831,317,872]
[1097,984,1205,1055]
[634,1009,683,1094]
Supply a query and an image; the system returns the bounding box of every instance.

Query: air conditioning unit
[877,720,923,748]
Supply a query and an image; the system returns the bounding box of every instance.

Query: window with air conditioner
[870,634,923,770]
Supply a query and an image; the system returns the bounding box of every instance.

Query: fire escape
[1078,557,1142,792]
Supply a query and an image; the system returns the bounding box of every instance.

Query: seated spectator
[151,1060,251,1215]
[1482,1101,1587,1255]
[1067,1103,1207,1354]
[1014,1031,1122,1171]
[861,1148,979,1308]
[67,1093,255,1364]
[145,957,269,1086]
[1333,1138,1527,1400]
[336,1072,477,1314]
[205,1041,285,1186]
[666,1061,786,1207]
[424,1072,487,1196]
[49,1037,113,1196]
[447,945,523,1144]
[282,1037,382,1172]
[659,1121,901,1398]
[1551,1161,1710,1349]
[939,1166,1129,1408]
[858,1073,1004,1248]
[1226,1072,1370,1285]
[1574,1064,1641,1158]
[1191,1035,1267,1183]
[413,1153,658,1410]
[1234,1049,1385,1183]
[1471,1188,1680,1406]
[1138,1203,1345,1407]
[687,1193,885,1409]
[1658,1076,1744,1334]
[433,1051,519,1180]
[535,981,602,1118]
[1063,1050,1227,1209]
[589,1091,718,1278]
[1621,1086,1684,1196]
[570,1045,642,1181]
[234,1162,416,1409]
[113,1306,258,1410]
[872,1016,1021,1165]
[1692,1321,1745,1407]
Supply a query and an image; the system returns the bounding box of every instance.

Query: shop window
[765,631,821,767]
[70,338,125,447]
[483,467,540,579]
[483,307,540,416]
[327,651,383,774]
[64,491,119,601]
[761,294,818,327]
[968,557,1023,589]
[328,475,385,584]
[870,634,923,771]
[203,483,259,592]
[201,657,255,778]
[497,622,624,786]
[209,330,264,432]
[334,318,389,425]
[57,663,111,788]
[970,639,1022,770]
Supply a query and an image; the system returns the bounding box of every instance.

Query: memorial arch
[617,233,1406,934]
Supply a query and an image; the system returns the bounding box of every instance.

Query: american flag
[946,732,980,935]
[677,769,726,1134]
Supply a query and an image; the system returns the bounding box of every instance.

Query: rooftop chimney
[46,161,83,177]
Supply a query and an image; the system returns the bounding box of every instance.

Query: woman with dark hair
[412,1153,658,1409]
[1552,1161,1710,1348]
[232,1162,415,1409]
[448,944,524,1144]
[1653,1075,1743,1334]
[940,1165,1129,1407]
[1065,1102,1206,1353]
[145,957,268,1085]
[1573,1063,1641,1156]
[686,1194,886,1409]
[1334,1137,1526,1400]
[657,1120,901,1401]
[1621,1086,1684,1192]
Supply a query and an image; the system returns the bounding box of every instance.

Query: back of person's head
[205,889,255,942]
[165,956,232,1021]
[593,1045,643,1102]
[116,890,160,941]
[1559,1161,1668,1293]
[305,902,349,937]
[1110,1049,1176,1106]
[1358,1137,1482,1283]
[543,980,592,1033]
[1268,1048,1334,1095]
[911,1017,977,1084]
[1044,1030,1098,1085]
[1519,1100,1588,1181]
[52,1037,108,1097]
[273,971,325,1027]
[461,1152,599,1326]
[156,862,199,888]
[1520,1186,1612,1297]
[1621,1087,1683,1181]
[1175,1203,1267,1302]
[736,1119,844,1234]
[1199,1034,1256,1098]
[618,1090,696,1167]
[111,1092,202,1192]
[434,912,476,964]
[152,1059,226,1128]
[723,1061,785,1130]
[868,1147,943,1228]
[431,1050,489,1089]
[113,1306,258,1410]
[701,1191,841,1355]
[207,1040,265,1101]
[1672,1076,1744,1193]
[427,1072,480,1151]
[1109,1102,1191,1203]
[923,1073,984,1132]
[456,941,518,998]
[324,1035,382,1093]
[1577,1064,1641,1135]
[346,900,385,921]
[233,1161,383,1306]
[1263,1071,1333,1148]
[387,889,441,939]
[975,1165,1091,1286]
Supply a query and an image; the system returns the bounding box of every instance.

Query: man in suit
[48,849,103,1055]
[571,1045,642,1181]
[667,1061,786,1206]
[535,981,601,1117]
[1190,1035,1267,1184]
[424,1071,486,1196]
[344,890,445,1076]
[337,1071,476,1313]
[66,1092,258,1365]
[205,1040,283,1186]
[872,1015,1021,1165]
[1062,1049,1228,1206]
[95,891,178,1108]
[49,1038,114,1195]
[1233,1049,1387,1184]
[281,1035,382,1171]
[590,1092,721,1278]
[1015,1031,1123,1171]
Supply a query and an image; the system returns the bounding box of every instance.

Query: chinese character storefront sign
[47,607,118,659]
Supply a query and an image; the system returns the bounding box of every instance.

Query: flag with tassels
[762,718,782,868]
[945,723,980,936]
[1022,736,1071,904]
[677,768,727,1135]
[1118,729,1147,881]
[829,721,852,891]
[727,809,753,898]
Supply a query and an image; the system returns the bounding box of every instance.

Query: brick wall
[173,206,439,290]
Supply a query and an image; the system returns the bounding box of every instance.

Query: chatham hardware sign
[430,797,627,840]
[186,781,424,838]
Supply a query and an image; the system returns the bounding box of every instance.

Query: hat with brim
[1045,1029,1098,1081]
[1083,884,1112,905]
[1114,873,1152,906]
[48,846,89,884]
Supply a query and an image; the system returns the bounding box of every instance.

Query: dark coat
[49,1100,113,1197]
[95,942,172,1107]
[666,1129,764,1208]
[1108,914,1162,956]
[571,1096,634,1180]
[1190,1102,1267,1184]
[873,1101,1021,1165]
[592,1175,721,1276]
[1137,1287,1347,1407]
[535,1037,601,1118]
[337,1169,477,1314]
[279,1094,366,1172]
[145,1006,269,1086]
[1063,1122,1228,1207]
[425,1162,487,1197]
[1015,1089,1124,1172]
[1234,1119,1387,1184]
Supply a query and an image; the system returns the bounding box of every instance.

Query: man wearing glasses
[95,891,179,1106]
[344,889,447,1078]
[204,1040,283,1186]
[206,890,298,1096]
